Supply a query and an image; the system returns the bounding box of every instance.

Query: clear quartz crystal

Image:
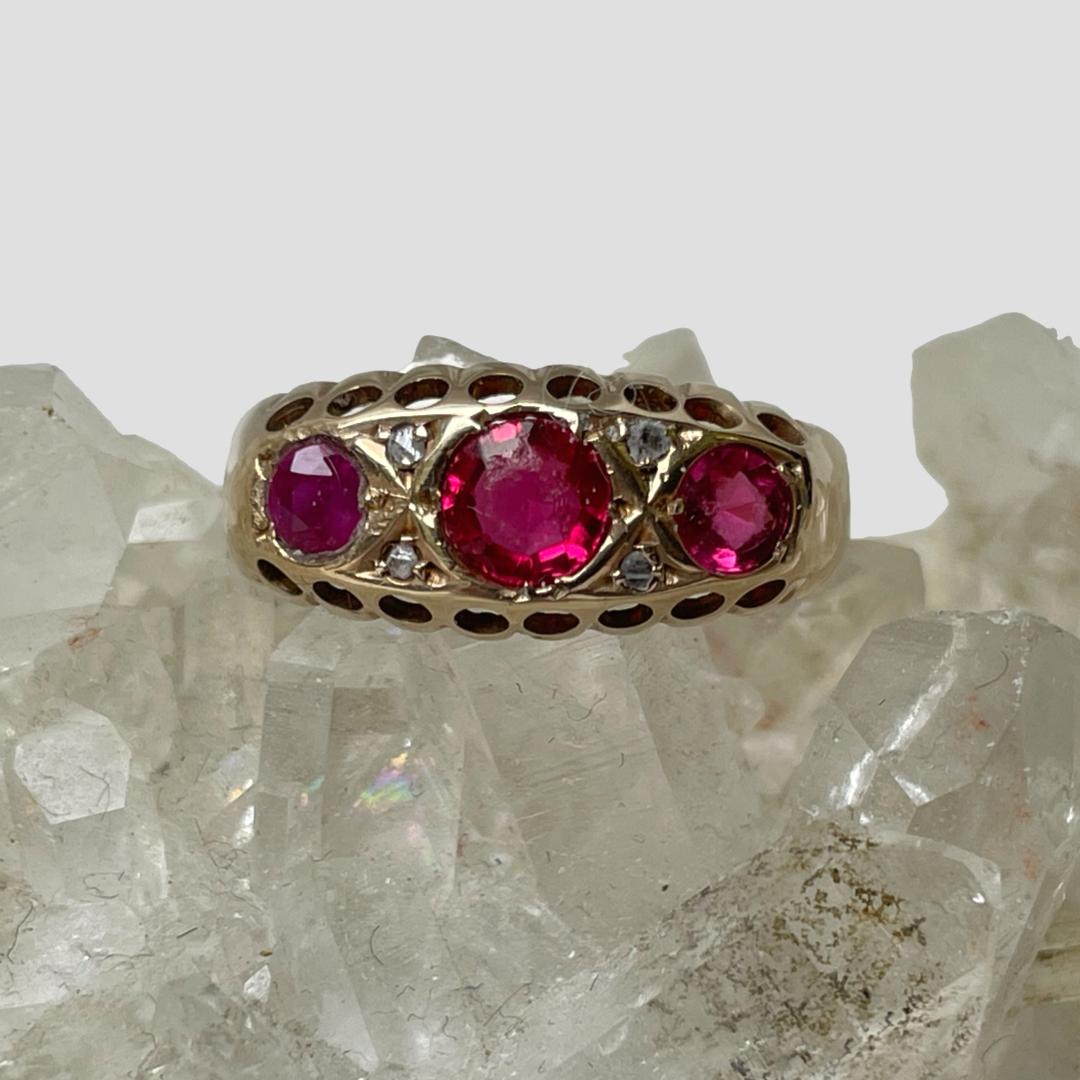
[4,319,1080,1078]
[706,538,926,791]
[791,610,1080,1071]
[558,823,999,1080]
[904,313,1080,638]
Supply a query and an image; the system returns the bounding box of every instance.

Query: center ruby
[674,442,793,575]
[439,412,613,589]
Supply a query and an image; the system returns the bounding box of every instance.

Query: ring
[225,354,848,637]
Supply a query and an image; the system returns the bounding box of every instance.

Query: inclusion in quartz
[674,441,793,574]
[439,411,612,588]
[791,609,1080,1069]
[558,822,999,1080]
[553,609,1080,1080]
[266,436,365,555]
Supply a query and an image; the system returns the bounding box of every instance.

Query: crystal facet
[439,411,613,588]
[706,539,926,791]
[674,441,793,574]
[907,313,1080,640]
[14,704,131,823]
[266,436,365,554]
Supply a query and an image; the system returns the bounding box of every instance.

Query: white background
[1,3,1077,536]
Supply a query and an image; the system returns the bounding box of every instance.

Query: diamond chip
[387,422,427,469]
[620,548,658,592]
[385,541,420,581]
[625,418,673,465]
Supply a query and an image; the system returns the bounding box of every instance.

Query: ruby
[674,442,793,575]
[267,437,365,555]
[440,412,612,588]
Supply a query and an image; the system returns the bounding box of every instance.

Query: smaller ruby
[674,442,793,575]
[267,437,366,555]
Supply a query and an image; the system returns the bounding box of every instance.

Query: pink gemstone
[674,442,793,575]
[440,412,612,588]
[267,437,366,554]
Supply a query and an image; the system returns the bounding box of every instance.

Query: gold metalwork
[225,359,849,638]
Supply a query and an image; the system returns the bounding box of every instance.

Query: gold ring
[225,352,848,637]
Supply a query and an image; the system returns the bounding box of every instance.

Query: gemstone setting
[625,418,673,465]
[619,548,659,592]
[439,412,613,589]
[384,541,420,581]
[387,422,426,470]
[674,442,793,575]
[266,437,366,555]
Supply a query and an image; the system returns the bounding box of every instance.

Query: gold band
[225,359,848,637]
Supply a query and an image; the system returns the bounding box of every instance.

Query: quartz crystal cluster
[2,315,1080,1078]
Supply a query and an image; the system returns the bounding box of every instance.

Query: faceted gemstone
[625,418,672,465]
[620,548,658,592]
[387,422,426,469]
[440,412,613,588]
[267,437,365,555]
[384,540,419,581]
[674,442,793,575]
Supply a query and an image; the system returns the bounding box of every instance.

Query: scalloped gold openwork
[225,361,849,638]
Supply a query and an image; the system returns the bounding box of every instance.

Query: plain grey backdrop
[1,3,1077,536]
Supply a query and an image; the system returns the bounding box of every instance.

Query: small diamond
[625,418,672,465]
[387,423,427,469]
[620,549,658,592]
[385,541,420,581]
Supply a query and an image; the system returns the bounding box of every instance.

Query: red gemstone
[674,442,793,575]
[267,437,365,555]
[440,412,612,588]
